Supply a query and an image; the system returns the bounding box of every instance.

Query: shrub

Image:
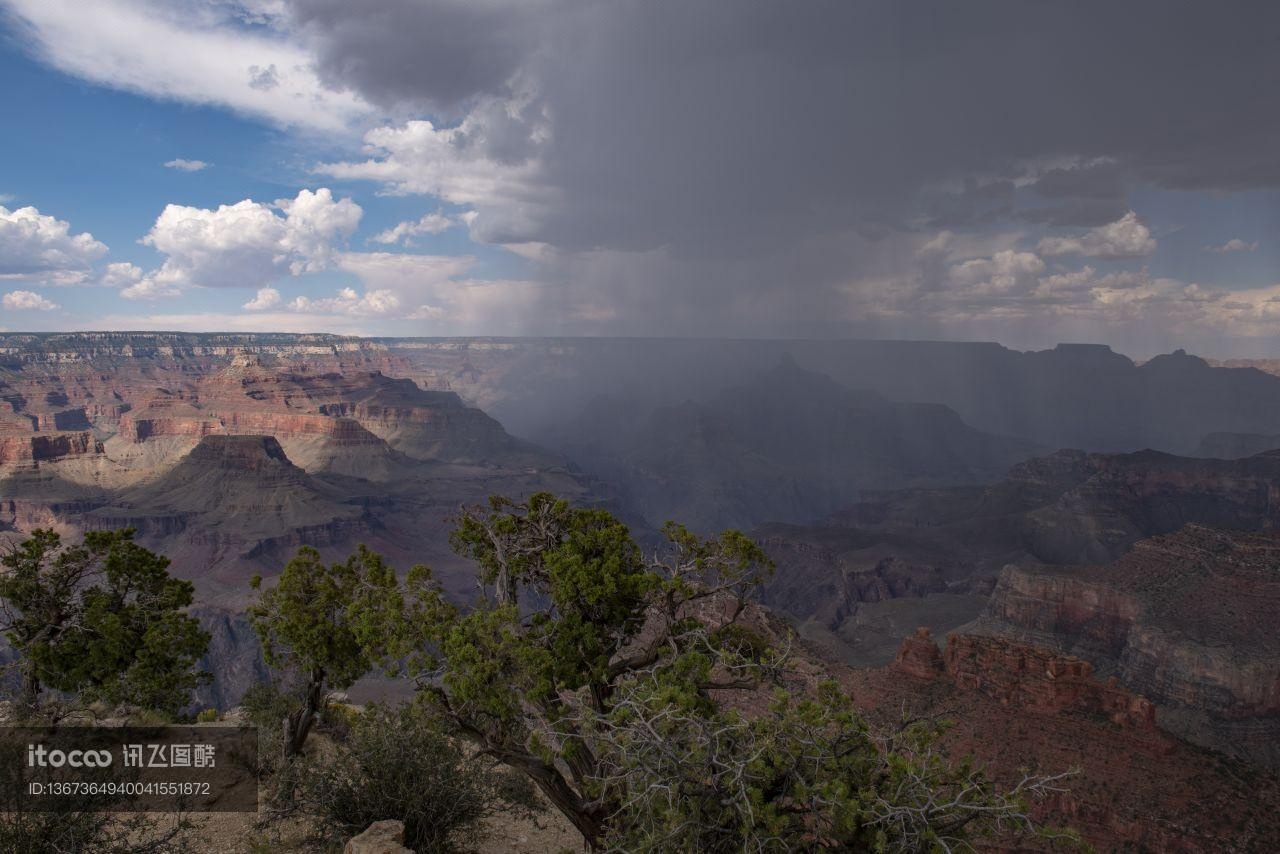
[0,740,193,853]
[280,701,540,853]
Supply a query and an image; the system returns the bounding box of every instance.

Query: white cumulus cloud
[288,286,400,316]
[3,0,369,131]
[1036,211,1156,258]
[948,250,1046,296]
[242,286,282,310]
[3,290,59,310]
[125,188,362,299]
[371,211,456,245]
[100,261,143,287]
[0,204,108,285]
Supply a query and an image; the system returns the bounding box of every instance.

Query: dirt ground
[183,793,581,853]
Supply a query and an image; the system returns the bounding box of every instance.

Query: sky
[1,0,1279,357]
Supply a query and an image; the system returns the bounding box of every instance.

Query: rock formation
[976,524,1280,772]
[0,336,597,706]
[844,628,1280,851]
[753,446,1280,669]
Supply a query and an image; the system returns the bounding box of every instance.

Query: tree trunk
[531,774,605,850]
[19,657,40,715]
[282,669,325,759]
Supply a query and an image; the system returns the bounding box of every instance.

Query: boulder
[344,820,412,854]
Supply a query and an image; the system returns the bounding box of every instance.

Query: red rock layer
[942,633,1157,727]
[0,431,103,463]
[980,525,1280,772]
[845,628,1279,850]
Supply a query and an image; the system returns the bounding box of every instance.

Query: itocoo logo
[27,744,113,768]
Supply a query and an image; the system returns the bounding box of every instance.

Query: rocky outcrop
[891,629,1157,727]
[344,820,411,854]
[0,341,597,708]
[978,524,1280,770]
[0,431,102,464]
[828,626,1280,851]
[116,414,221,442]
[891,626,946,679]
[549,357,1043,531]
[942,633,1157,726]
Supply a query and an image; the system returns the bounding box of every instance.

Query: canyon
[0,334,594,706]
[0,332,1277,848]
[753,446,1280,664]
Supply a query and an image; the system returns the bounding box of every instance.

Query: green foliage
[248,544,404,689]
[276,701,541,854]
[239,679,301,773]
[248,544,407,756]
[0,528,209,715]
[195,707,219,723]
[399,492,1072,851]
[592,679,1077,852]
[243,494,1073,850]
[404,493,776,845]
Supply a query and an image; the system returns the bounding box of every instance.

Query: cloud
[1036,212,1156,258]
[100,261,143,286]
[407,304,444,320]
[164,158,209,171]
[331,251,477,321]
[288,0,547,116]
[3,0,368,131]
[3,289,59,310]
[288,286,399,316]
[241,252,475,321]
[247,63,279,91]
[1205,238,1258,253]
[240,284,401,316]
[314,98,548,241]
[0,204,107,285]
[14,0,1280,350]
[947,250,1046,297]
[126,187,361,299]
[242,286,281,310]
[370,211,456,245]
[79,310,378,335]
[333,251,473,294]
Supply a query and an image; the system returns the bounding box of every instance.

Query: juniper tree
[0,528,209,716]
[402,493,1075,851]
[403,493,782,845]
[248,545,404,758]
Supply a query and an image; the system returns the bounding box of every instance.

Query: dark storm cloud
[289,0,553,117]
[293,0,1280,346]
[296,0,1280,251]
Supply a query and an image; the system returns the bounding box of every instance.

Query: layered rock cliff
[977,524,1280,771]
[0,339,597,706]
[754,447,1280,672]
[831,627,1280,851]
